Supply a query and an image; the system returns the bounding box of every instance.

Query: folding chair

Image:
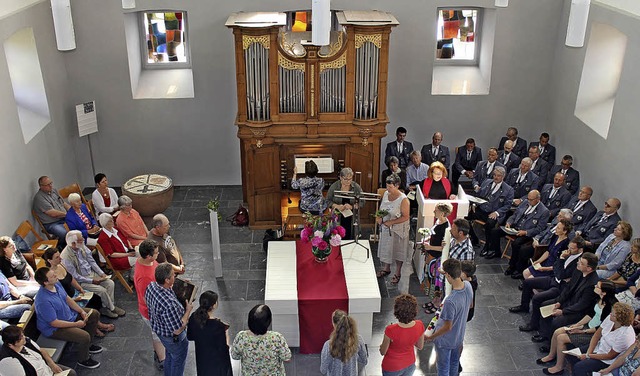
[94,243,134,294]
[58,182,95,217]
[15,220,59,257]
[32,210,57,240]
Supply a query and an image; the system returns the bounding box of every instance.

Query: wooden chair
[471,219,487,245]
[58,182,95,217]
[15,220,59,257]
[501,235,515,259]
[31,210,57,241]
[94,243,134,294]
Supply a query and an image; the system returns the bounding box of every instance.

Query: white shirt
[0,342,54,376]
[549,187,559,199]
[92,187,119,215]
[486,161,495,175]
[593,316,636,365]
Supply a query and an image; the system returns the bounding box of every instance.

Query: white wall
[60,0,562,188]
[548,1,640,225]
[0,2,79,234]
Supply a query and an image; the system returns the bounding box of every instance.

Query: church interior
[1,0,639,374]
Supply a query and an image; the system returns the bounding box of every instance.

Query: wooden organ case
[226,11,398,229]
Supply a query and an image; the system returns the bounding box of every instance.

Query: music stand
[334,190,380,259]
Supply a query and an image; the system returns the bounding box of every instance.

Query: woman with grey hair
[97,213,136,272]
[380,156,407,191]
[327,167,363,240]
[115,195,149,247]
[376,173,410,284]
[65,193,101,240]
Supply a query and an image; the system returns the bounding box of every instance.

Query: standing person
[320,310,368,376]
[425,259,473,376]
[421,162,455,200]
[91,173,119,216]
[326,167,363,240]
[145,262,193,376]
[133,240,165,370]
[291,160,326,215]
[420,131,451,174]
[384,126,414,169]
[0,325,77,376]
[33,267,102,369]
[231,304,292,376]
[458,261,477,374]
[148,214,185,275]
[187,291,232,376]
[380,294,425,376]
[376,174,410,285]
[32,176,70,242]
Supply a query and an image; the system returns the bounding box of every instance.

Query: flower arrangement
[300,211,346,261]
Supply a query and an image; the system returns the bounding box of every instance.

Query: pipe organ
[226,10,398,229]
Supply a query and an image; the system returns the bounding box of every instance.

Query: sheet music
[340,208,353,218]
[540,304,556,318]
[562,347,582,356]
[294,157,334,174]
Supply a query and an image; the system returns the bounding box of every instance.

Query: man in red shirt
[133,239,165,370]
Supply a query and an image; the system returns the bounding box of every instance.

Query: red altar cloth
[296,240,349,354]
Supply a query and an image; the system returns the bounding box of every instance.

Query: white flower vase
[209,210,223,278]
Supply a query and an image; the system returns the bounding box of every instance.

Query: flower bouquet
[371,209,389,219]
[300,211,346,262]
[417,227,432,253]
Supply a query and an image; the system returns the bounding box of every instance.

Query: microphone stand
[334,191,381,259]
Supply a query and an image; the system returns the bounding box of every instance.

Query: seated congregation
[1,125,639,376]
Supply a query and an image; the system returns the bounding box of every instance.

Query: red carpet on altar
[296,240,349,354]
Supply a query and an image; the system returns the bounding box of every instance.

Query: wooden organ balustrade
[226,10,398,229]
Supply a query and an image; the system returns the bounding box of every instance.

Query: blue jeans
[382,363,416,376]
[435,346,461,376]
[0,303,31,320]
[158,331,188,376]
[44,220,68,243]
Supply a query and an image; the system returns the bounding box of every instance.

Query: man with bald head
[565,186,597,233]
[420,131,451,172]
[497,140,521,172]
[576,198,622,252]
[485,191,549,267]
[147,214,185,274]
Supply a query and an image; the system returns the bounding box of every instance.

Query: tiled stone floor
[60,185,550,375]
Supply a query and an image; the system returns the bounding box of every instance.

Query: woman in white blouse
[91,173,119,215]
[0,325,77,376]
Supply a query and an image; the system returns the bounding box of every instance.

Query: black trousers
[467,209,497,245]
[528,287,561,330]
[520,276,556,310]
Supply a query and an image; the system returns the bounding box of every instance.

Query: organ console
[226,10,398,229]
